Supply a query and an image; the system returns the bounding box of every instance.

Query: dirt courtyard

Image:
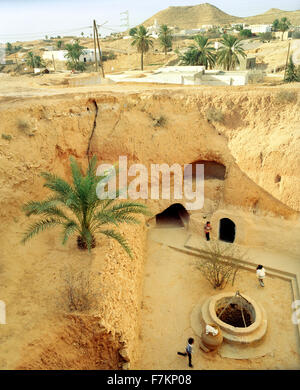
[134,227,300,370]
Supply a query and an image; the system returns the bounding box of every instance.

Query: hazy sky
[0,0,299,42]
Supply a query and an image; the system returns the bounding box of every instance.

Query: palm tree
[131,25,153,70]
[217,34,246,71]
[21,156,150,257]
[25,51,45,70]
[192,35,216,69]
[56,40,63,49]
[179,47,200,66]
[129,27,137,37]
[159,24,173,56]
[278,17,291,41]
[272,19,280,31]
[64,39,85,71]
[178,35,216,69]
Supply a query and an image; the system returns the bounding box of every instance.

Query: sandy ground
[0,216,101,369]
[135,227,300,370]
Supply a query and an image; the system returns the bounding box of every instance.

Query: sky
[0,0,299,43]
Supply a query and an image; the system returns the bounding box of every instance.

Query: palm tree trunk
[141,51,144,71]
[165,46,167,56]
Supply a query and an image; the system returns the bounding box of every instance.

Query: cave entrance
[219,218,235,243]
[184,160,226,180]
[156,204,189,228]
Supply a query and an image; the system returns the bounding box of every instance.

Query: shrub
[60,268,98,312]
[101,51,116,62]
[66,60,86,72]
[153,115,167,127]
[248,70,264,84]
[239,29,252,39]
[195,241,246,289]
[17,119,30,131]
[259,32,274,41]
[1,134,12,141]
[17,119,35,136]
[276,90,298,103]
[206,107,224,123]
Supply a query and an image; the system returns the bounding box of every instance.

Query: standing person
[204,221,212,241]
[256,264,266,287]
[177,337,194,368]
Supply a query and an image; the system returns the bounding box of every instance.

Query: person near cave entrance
[256,264,266,287]
[177,337,194,368]
[204,221,212,241]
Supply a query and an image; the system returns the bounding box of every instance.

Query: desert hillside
[142,3,242,28]
[142,3,300,28]
[243,8,300,25]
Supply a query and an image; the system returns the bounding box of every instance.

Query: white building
[248,24,272,34]
[180,28,206,35]
[43,49,101,63]
[201,25,214,31]
[147,19,160,38]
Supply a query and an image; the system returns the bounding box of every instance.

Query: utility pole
[283,41,291,81]
[94,20,105,78]
[93,21,98,72]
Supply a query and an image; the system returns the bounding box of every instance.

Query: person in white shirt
[177,337,194,368]
[256,264,266,287]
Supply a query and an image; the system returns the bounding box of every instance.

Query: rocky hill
[142,3,300,29]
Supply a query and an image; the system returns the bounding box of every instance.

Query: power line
[0,26,92,38]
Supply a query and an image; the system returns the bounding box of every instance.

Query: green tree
[259,32,273,42]
[239,29,252,39]
[129,27,137,37]
[158,24,173,55]
[234,24,243,31]
[5,42,21,54]
[278,17,291,40]
[21,156,150,256]
[179,35,216,69]
[179,47,200,66]
[284,55,299,82]
[25,51,45,69]
[131,25,153,70]
[6,42,13,54]
[64,39,86,71]
[56,40,63,49]
[272,19,280,31]
[217,34,246,71]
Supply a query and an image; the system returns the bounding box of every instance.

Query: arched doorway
[184,160,226,180]
[156,203,189,228]
[219,218,236,243]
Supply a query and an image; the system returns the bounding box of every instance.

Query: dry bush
[248,70,264,84]
[17,119,35,136]
[153,115,167,127]
[59,268,98,313]
[206,107,224,123]
[276,90,297,104]
[195,241,247,289]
